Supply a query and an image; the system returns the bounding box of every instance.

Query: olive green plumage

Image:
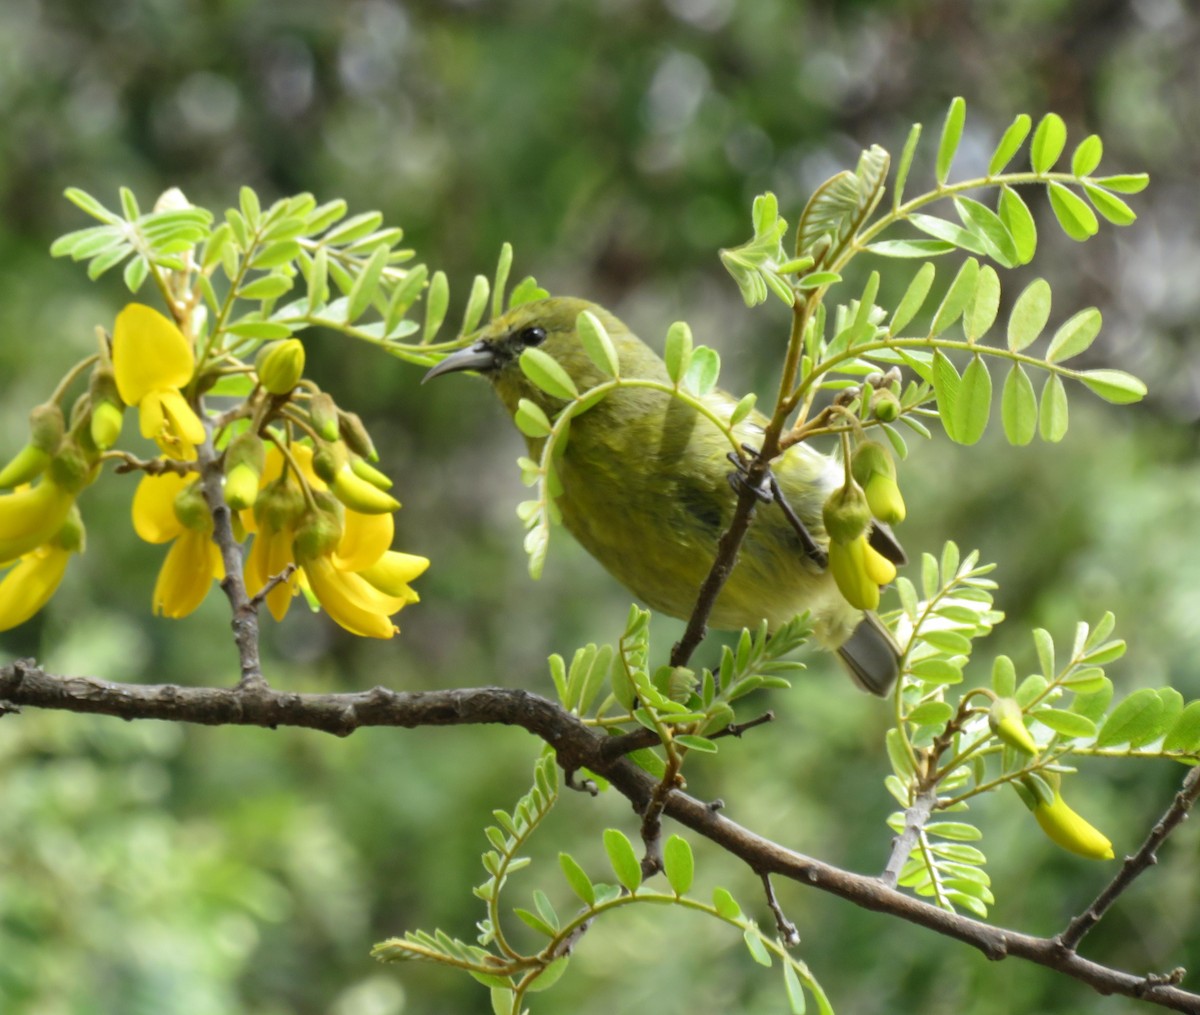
[426,297,900,694]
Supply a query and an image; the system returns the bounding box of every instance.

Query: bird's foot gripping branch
[5,99,1200,1014]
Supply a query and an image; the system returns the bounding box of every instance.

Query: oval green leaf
[1001,363,1037,446]
[577,309,620,377]
[520,346,579,400]
[1079,368,1146,404]
[1007,278,1051,351]
[1048,183,1100,242]
[889,262,937,334]
[1039,373,1069,442]
[999,186,1037,264]
[663,835,695,896]
[1096,688,1166,748]
[988,113,1032,175]
[964,264,1000,341]
[1031,112,1066,174]
[1082,183,1137,226]
[952,355,992,445]
[603,828,642,893]
[1071,134,1103,177]
[937,96,967,184]
[1047,307,1102,363]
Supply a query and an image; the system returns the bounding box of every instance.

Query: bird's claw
[726,445,774,503]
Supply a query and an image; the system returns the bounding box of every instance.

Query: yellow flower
[989,697,1039,755]
[852,441,906,525]
[1032,791,1115,861]
[0,507,84,631]
[828,534,896,611]
[132,470,223,618]
[0,479,75,564]
[241,441,426,636]
[113,304,206,454]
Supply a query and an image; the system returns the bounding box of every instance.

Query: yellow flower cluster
[822,441,907,612]
[1,301,428,640]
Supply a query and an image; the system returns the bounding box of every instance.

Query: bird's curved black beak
[421,341,499,383]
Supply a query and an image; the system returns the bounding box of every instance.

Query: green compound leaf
[1001,364,1037,446]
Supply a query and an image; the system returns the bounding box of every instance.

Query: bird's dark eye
[517,326,547,347]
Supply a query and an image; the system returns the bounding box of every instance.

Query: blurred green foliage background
[2,1,1199,1012]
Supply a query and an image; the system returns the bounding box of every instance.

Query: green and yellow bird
[425,297,904,695]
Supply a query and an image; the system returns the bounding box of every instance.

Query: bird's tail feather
[837,612,901,696]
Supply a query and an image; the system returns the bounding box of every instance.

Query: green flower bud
[311,440,346,485]
[87,368,125,451]
[870,388,901,422]
[29,403,66,453]
[293,504,343,560]
[48,440,93,495]
[90,401,125,451]
[309,391,340,441]
[255,477,306,532]
[822,483,871,545]
[224,462,260,511]
[989,697,1038,755]
[256,339,306,395]
[337,409,378,462]
[332,466,401,514]
[173,481,211,531]
[852,442,905,525]
[52,503,87,554]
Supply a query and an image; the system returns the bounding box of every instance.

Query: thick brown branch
[2,660,1198,1013]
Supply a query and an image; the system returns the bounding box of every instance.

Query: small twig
[761,872,801,946]
[1058,766,1200,952]
[247,564,298,612]
[710,710,776,739]
[880,783,940,890]
[108,451,197,476]
[564,769,599,796]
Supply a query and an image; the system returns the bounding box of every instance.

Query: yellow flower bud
[989,697,1039,755]
[313,441,399,514]
[256,339,306,395]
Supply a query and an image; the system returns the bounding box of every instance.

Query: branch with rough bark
[3,659,1198,1014]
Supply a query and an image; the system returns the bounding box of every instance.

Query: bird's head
[423,297,662,415]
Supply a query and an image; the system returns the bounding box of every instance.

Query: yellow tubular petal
[132,471,189,543]
[138,392,168,441]
[113,304,196,405]
[303,555,399,638]
[158,388,207,446]
[0,545,71,631]
[331,467,401,514]
[829,537,879,611]
[0,481,74,563]
[333,509,394,572]
[863,542,897,585]
[1034,793,1115,860]
[359,551,430,598]
[153,529,218,618]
